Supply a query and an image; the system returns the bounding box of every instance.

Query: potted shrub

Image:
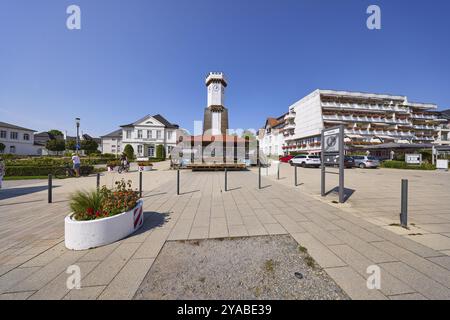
[65,180,144,250]
[107,160,120,172]
[138,161,153,172]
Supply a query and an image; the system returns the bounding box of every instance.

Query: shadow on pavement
[0,185,58,201]
[128,211,170,239]
[324,186,356,203]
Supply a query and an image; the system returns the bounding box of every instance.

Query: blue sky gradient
[1,0,449,136]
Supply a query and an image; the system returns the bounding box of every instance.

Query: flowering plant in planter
[70,179,140,221]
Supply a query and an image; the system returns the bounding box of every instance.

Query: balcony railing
[323,114,411,125]
[321,101,410,113]
[284,113,296,120]
[413,125,437,130]
[411,114,438,120]
[345,129,414,138]
[284,123,296,130]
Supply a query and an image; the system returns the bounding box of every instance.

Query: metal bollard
[400,179,408,228]
[277,162,280,180]
[258,164,261,189]
[177,169,180,195]
[224,168,228,192]
[139,171,143,198]
[48,174,52,204]
[96,173,100,190]
[295,165,298,186]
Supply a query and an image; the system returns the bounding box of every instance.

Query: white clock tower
[203,72,229,135]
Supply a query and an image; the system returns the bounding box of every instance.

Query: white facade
[283,89,443,154]
[258,116,286,157]
[0,122,40,155]
[119,115,178,158]
[101,130,122,156]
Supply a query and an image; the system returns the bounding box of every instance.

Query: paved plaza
[0,161,450,300]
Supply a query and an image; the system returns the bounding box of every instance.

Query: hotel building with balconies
[282,89,446,155]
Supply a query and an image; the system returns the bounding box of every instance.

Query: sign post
[321,125,345,203]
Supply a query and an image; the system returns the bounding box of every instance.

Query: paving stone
[19,242,67,268]
[406,234,450,251]
[291,233,346,268]
[388,293,428,300]
[263,223,287,235]
[63,286,106,300]
[78,242,121,262]
[133,229,170,259]
[427,256,450,271]
[372,241,450,289]
[209,217,229,238]
[297,221,343,246]
[273,215,305,234]
[329,244,414,296]
[0,267,40,294]
[9,249,86,292]
[333,219,383,243]
[188,227,209,240]
[167,219,193,240]
[0,291,35,300]
[331,230,396,263]
[228,225,248,238]
[82,243,140,287]
[99,258,154,300]
[379,262,450,300]
[28,261,99,300]
[324,266,387,300]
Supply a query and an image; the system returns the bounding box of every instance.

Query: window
[0,130,6,139]
[148,146,155,157]
[111,148,116,153]
[23,133,30,141]
[156,130,161,139]
[126,130,132,139]
[167,131,173,140]
[147,130,153,139]
[137,130,143,139]
[10,132,18,140]
[10,146,16,154]
[137,145,143,154]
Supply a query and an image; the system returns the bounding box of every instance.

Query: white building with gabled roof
[102,114,179,158]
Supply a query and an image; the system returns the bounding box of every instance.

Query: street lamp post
[75,118,80,154]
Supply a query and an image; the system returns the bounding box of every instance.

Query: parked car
[324,155,355,168]
[279,155,294,163]
[353,155,380,168]
[289,155,321,168]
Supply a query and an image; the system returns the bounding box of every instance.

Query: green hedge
[5,157,109,167]
[381,160,436,170]
[5,165,94,177]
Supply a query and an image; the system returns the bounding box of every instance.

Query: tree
[156,144,166,159]
[66,140,77,151]
[48,130,64,139]
[123,144,135,160]
[46,139,66,153]
[0,142,5,153]
[242,130,256,140]
[81,139,99,155]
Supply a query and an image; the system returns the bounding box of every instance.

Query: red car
[279,155,294,163]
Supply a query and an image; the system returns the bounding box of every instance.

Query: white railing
[284,113,296,120]
[323,114,412,125]
[284,123,296,130]
[345,129,414,138]
[321,102,410,113]
[413,125,437,130]
[411,114,437,120]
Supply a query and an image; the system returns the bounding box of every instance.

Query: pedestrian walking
[72,153,81,177]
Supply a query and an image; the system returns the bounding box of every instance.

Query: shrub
[107,160,120,168]
[5,165,94,177]
[137,161,154,166]
[69,179,140,221]
[70,190,105,221]
[156,144,166,159]
[46,139,66,152]
[381,160,436,170]
[124,144,135,160]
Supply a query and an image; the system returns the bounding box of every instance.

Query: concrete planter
[138,165,153,172]
[65,200,144,251]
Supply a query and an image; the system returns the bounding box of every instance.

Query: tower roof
[205,72,227,87]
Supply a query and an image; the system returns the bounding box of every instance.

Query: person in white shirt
[71,153,81,177]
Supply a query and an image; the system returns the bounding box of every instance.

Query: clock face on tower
[213,85,220,92]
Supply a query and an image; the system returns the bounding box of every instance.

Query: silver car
[353,156,380,169]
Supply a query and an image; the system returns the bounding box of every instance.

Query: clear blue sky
[1,0,449,137]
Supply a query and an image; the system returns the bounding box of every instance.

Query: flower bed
[65,180,144,250]
[5,165,94,177]
[137,161,153,172]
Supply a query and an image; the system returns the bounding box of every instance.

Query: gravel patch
[134,235,349,300]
